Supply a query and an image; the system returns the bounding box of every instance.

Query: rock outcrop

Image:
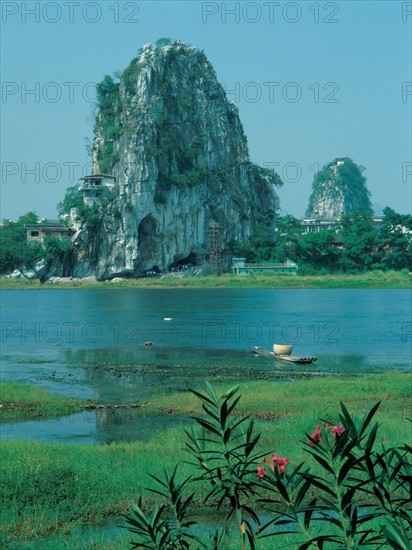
[63,40,280,279]
[306,158,372,219]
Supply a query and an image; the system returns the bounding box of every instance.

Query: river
[1,288,410,444]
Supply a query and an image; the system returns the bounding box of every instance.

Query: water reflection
[1,408,188,445]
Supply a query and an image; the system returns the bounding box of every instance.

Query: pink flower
[331,425,345,437]
[272,454,289,473]
[308,422,345,445]
[263,453,289,474]
[308,424,322,446]
[257,466,266,480]
[274,455,289,474]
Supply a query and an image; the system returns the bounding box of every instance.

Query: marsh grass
[0,427,192,545]
[142,372,410,421]
[8,523,306,550]
[1,373,410,546]
[1,270,410,290]
[0,382,84,422]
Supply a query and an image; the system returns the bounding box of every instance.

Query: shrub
[125,385,411,549]
[0,212,43,273]
[43,235,71,263]
[57,186,84,219]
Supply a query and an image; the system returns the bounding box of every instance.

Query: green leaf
[365,421,379,452]
[303,497,318,529]
[222,385,240,401]
[190,388,216,407]
[339,401,355,430]
[205,381,219,405]
[220,399,228,430]
[295,479,312,507]
[301,474,336,498]
[226,395,241,417]
[304,448,335,474]
[202,403,220,423]
[191,417,222,437]
[337,454,367,486]
[360,401,381,436]
[223,427,231,444]
[298,534,342,549]
[380,517,412,550]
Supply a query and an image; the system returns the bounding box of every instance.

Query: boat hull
[250,346,317,364]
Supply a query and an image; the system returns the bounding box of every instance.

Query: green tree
[338,212,378,272]
[232,213,276,263]
[96,74,120,117]
[57,186,102,230]
[232,240,255,262]
[249,164,284,189]
[57,185,84,219]
[249,214,276,262]
[375,207,412,270]
[81,204,101,230]
[17,212,40,226]
[43,235,71,263]
[95,74,121,173]
[300,230,340,272]
[0,212,42,274]
[273,215,303,262]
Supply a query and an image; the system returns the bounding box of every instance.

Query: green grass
[1,270,410,289]
[133,372,410,431]
[1,373,410,547]
[7,524,309,550]
[0,429,186,545]
[9,524,312,550]
[0,382,84,422]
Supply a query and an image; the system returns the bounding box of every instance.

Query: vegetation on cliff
[59,39,282,279]
[2,206,410,278]
[92,40,283,208]
[2,43,409,279]
[306,158,373,218]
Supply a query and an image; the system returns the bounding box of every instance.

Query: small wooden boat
[250,346,317,364]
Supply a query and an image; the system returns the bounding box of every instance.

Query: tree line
[234,208,412,273]
[0,213,70,275]
[1,208,411,276]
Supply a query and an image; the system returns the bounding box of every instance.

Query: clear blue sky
[1,0,411,220]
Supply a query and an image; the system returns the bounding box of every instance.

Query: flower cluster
[257,453,289,479]
[308,422,345,446]
[257,466,266,480]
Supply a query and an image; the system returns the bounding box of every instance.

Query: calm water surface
[1,288,410,444]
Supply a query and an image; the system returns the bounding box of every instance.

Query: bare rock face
[306,158,373,220]
[67,40,280,279]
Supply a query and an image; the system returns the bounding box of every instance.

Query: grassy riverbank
[1,269,411,290]
[141,372,411,419]
[1,372,410,547]
[0,382,83,422]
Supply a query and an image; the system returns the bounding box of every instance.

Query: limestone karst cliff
[306,158,372,219]
[63,40,281,279]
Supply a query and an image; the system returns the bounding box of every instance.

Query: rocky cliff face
[306,158,372,219]
[65,40,279,279]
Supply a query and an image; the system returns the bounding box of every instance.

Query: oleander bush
[125,384,411,549]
